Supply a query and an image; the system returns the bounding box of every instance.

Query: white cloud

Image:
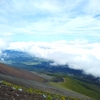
[85,0,100,15]
[0,0,100,41]
[6,40,100,77]
[0,38,9,56]
[1,32,14,37]
[0,39,8,50]
[0,39,100,77]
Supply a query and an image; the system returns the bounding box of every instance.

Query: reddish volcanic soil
[0,63,46,82]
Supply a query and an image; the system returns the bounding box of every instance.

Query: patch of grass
[50,76,100,99]
[22,61,40,65]
[49,82,67,90]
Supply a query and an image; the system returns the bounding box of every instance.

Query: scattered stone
[12,87,16,90]
[43,94,46,98]
[18,88,22,91]
[0,80,3,83]
[0,82,46,100]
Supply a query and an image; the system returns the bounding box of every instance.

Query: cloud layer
[0,39,100,77]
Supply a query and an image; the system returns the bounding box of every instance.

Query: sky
[0,0,100,77]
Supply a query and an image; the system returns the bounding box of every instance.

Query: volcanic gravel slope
[0,63,46,82]
[0,63,93,100]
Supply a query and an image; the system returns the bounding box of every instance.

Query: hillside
[0,80,45,100]
[0,80,85,100]
[0,63,92,100]
[49,75,100,100]
[0,63,46,82]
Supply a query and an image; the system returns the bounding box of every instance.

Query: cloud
[5,40,100,77]
[0,38,9,57]
[0,32,14,37]
[85,0,100,15]
[0,0,100,38]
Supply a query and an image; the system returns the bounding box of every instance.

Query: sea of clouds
[0,39,100,77]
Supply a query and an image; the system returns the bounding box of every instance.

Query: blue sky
[0,0,100,42]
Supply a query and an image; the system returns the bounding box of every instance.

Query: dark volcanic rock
[0,82,46,100]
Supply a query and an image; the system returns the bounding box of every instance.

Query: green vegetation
[22,61,40,65]
[49,75,100,99]
[51,75,64,82]
[3,80,23,90]
[63,76,100,99]
[2,80,82,100]
[0,60,13,64]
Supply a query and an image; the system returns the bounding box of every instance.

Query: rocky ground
[0,82,46,100]
[0,74,93,100]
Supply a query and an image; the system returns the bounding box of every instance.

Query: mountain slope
[0,63,46,82]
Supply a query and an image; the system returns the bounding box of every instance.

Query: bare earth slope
[0,63,93,100]
[0,63,46,82]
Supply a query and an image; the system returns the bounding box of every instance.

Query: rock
[43,94,46,98]
[18,88,22,91]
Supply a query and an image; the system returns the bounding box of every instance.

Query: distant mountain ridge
[2,50,31,58]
